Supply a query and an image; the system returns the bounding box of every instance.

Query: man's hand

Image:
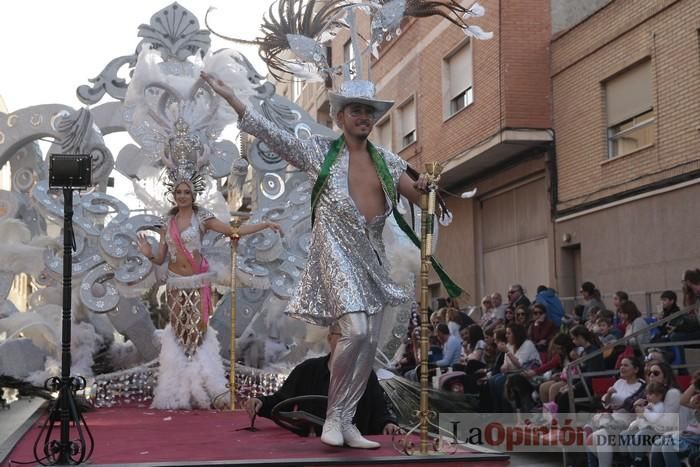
[200,71,245,116]
[244,397,262,421]
[413,173,429,193]
[383,423,400,435]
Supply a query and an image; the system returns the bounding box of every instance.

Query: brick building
[551,0,700,304]
[368,0,554,303]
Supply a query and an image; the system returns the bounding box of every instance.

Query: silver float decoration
[0,2,419,403]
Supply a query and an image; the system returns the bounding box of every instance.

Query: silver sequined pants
[327,311,383,426]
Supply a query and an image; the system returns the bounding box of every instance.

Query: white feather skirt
[151,325,228,410]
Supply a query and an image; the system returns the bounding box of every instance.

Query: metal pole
[58,187,73,464]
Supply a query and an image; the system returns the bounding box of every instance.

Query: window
[343,40,356,79]
[376,118,392,151]
[398,98,416,148]
[605,60,655,158]
[444,42,473,117]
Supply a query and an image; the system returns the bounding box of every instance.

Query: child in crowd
[483,327,498,366]
[629,381,667,432]
[596,317,619,347]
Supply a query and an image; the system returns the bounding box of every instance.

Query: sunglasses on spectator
[533,310,543,315]
[647,370,661,377]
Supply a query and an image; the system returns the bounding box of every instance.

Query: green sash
[311,136,464,298]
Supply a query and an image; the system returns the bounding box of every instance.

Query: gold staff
[419,162,442,454]
[229,220,241,411]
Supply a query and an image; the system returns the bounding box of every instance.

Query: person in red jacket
[528,303,558,355]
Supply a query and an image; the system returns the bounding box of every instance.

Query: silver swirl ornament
[43,234,104,281]
[32,180,71,224]
[80,263,120,313]
[76,192,130,238]
[100,214,163,293]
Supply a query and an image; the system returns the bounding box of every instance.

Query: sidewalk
[0,396,46,465]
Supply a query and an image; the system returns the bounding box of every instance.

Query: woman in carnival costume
[124,42,282,410]
[136,166,280,410]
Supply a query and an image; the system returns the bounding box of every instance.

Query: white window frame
[607,109,656,158]
[443,40,473,119]
[397,97,416,150]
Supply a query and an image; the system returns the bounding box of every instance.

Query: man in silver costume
[202,71,427,449]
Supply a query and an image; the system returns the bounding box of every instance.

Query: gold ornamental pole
[229,225,240,411]
[419,162,442,454]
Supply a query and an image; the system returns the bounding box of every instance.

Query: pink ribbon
[169,216,212,325]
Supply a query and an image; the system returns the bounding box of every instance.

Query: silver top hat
[328,79,394,121]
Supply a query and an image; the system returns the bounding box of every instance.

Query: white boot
[342,424,380,449]
[320,416,344,447]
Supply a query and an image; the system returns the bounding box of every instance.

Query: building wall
[370,0,553,301]
[551,0,700,306]
[552,0,700,213]
[554,182,700,310]
[551,0,613,34]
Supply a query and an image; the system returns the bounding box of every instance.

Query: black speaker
[49,154,92,189]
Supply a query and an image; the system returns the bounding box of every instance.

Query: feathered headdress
[161,117,207,199]
[122,46,257,208]
[206,0,492,85]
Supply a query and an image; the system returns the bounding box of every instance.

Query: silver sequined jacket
[239,107,412,326]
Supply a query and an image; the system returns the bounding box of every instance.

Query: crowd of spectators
[391,268,700,466]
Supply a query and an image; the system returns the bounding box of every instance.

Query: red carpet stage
[2,404,508,466]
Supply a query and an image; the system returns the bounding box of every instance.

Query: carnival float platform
[2,403,508,467]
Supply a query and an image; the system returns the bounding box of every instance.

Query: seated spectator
[623,361,681,466]
[507,333,574,413]
[474,328,507,399]
[682,269,700,310]
[554,325,606,412]
[245,324,399,437]
[477,295,494,323]
[612,290,629,334]
[434,323,462,368]
[502,305,515,328]
[528,303,558,354]
[596,317,619,347]
[596,309,623,338]
[482,327,498,367]
[535,285,565,328]
[537,333,576,406]
[405,324,461,381]
[491,292,507,321]
[445,306,464,338]
[652,369,700,467]
[487,323,541,412]
[460,324,487,365]
[585,305,603,331]
[663,290,700,342]
[514,305,530,328]
[438,297,475,328]
[620,301,651,347]
[586,357,646,467]
[508,284,531,310]
[580,281,605,323]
